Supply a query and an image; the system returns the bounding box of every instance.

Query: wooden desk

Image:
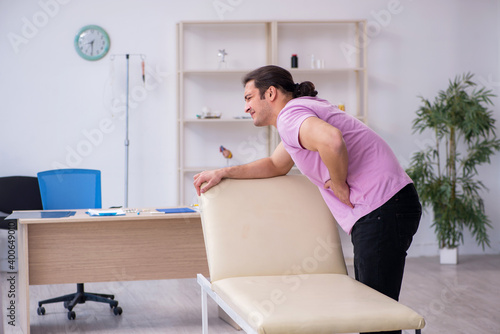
[16,209,209,334]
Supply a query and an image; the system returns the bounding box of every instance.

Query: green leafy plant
[406,73,500,250]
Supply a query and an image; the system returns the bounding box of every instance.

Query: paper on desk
[87,208,126,216]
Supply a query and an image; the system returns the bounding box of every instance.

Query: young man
[194,65,421,334]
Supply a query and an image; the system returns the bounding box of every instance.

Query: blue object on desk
[157,207,197,213]
[86,209,126,216]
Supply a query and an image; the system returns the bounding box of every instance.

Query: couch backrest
[199,175,347,282]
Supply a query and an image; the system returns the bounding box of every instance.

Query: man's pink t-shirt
[277,96,412,234]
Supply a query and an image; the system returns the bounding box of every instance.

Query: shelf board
[181,69,255,75]
[289,67,366,73]
[182,118,253,123]
[180,68,365,75]
[277,20,366,24]
[179,20,272,25]
[180,20,366,25]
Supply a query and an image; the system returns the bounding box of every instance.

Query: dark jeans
[351,183,421,334]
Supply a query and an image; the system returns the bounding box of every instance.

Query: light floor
[1,255,499,334]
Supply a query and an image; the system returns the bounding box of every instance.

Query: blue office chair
[36,169,122,320]
[37,168,102,210]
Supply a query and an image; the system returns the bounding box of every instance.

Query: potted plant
[406,73,500,264]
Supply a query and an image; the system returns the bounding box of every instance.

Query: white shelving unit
[177,20,367,205]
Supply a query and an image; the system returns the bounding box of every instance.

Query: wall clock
[74,25,110,61]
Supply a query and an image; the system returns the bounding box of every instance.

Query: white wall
[1,0,499,257]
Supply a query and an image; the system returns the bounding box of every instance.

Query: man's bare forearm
[220,157,286,179]
[193,142,294,195]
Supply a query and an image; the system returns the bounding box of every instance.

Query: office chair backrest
[0,176,43,214]
[198,174,347,282]
[37,169,102,210]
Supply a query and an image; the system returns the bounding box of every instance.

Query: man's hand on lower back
[324,179,354,208]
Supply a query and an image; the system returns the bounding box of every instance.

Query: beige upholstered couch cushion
[199,175,347,282]
[212,274,425,334]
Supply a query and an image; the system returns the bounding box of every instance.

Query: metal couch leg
[201,286,208,334]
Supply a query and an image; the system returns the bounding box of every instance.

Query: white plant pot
[440,247,458,264]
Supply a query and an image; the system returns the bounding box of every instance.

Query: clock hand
[82,39,95,54]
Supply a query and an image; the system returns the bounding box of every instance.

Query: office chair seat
[36,168,122,320]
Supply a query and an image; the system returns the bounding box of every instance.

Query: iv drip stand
[110,53,145,208]
[125,54,130,208]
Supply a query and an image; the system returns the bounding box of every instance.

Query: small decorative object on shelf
[219,145,233,159]
[291,54,298,68]
[196,112,221,119]
[217,49,228,69]
[196,106,221,119]
[310,54,324,69]
[220,145,237,167]
[316,58,325,69]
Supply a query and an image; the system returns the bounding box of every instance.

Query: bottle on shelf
[291,54,298,68]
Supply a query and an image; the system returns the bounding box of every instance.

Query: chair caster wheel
[113,306,123,316]
[37,307,46,315]
[68,311,76,320]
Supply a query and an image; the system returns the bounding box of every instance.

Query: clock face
[74,25,110,61]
